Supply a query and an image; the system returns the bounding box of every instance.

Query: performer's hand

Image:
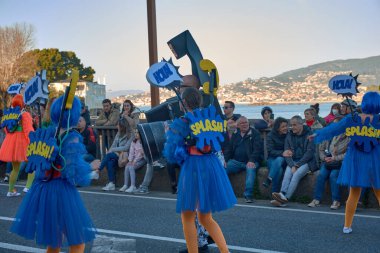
[247,162,256,169]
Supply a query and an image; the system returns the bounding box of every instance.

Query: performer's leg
[181,211,197,253]
[46,246,60,253]
[344,187,361,228]
[69,243,85,253]
[198,212,228,253]
[9,162,21,192]
[372,188,380,204]
[25,172,35,189]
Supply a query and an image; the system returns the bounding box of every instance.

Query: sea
[138,102,337,119]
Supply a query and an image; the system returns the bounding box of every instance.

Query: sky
[1,0,380,92]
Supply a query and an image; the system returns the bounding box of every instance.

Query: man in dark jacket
[81,102,91,126]
[272,115,317,207]
[225,116,263,203]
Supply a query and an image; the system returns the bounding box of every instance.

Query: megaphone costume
[313,91,380,233]
[0,94,35,196]
[10,95,96,253]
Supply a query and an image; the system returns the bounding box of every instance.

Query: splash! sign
[1,107,21,132]
[146,59,182,89]
[186,105,226,151]
[328,73,361,97]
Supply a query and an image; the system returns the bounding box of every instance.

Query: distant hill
[274,55,380,85]
[106,89,144,99]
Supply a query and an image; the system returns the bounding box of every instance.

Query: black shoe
[245,196,253,203]
[179,245,209,253]
[171,184,177,194]
[262,177,272,188]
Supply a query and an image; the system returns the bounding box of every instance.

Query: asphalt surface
[0,182,380,253]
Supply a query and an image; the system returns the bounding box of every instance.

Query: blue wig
[361,92,380,114]
[50,95,81,128]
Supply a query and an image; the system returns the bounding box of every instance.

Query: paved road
[0,182,380,253]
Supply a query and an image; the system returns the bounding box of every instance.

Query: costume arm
[314,115,350,144]
[163,118,189,165]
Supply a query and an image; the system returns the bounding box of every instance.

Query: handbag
[118,151,129,167]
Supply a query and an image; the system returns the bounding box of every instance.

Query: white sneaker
[23,187,29,193]
[119,185,128,192]
[102,182,115,191]
[308,199,320,208]
[343,227,352,234]
[125,186,137,193]
[90,171,99,180]
[7,191,21,197]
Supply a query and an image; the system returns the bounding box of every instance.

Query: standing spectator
[97,118,133,191]
[341,99,357,116]
[95,99,120,126]
[120,99,140,135]
[119,129,147,193]
[77,116,97,163]
[324,103,341,125]
[304,108,323,133]
[271,115,317,207]
[225,116,263,203]
[261,106,274,128]
[81,102,91,126]
[263,117,288,193]
[308,117,349,210]
[310,103,326,126]
[223,101,241,121]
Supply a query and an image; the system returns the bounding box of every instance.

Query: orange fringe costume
[0,94,34,195]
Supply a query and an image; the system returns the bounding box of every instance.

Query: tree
[16,48,95,83]
[0,23,35,108]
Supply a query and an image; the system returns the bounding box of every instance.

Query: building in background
[49,81,106,109]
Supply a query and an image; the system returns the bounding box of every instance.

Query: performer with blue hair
[164,87,236,253]
[10,95,96,253]
[312,91,380,234]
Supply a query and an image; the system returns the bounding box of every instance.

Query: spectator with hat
[341,99,357,116]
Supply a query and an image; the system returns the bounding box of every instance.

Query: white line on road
[1,183,379,219]
[0,242,59,253]
[0,216,284,253]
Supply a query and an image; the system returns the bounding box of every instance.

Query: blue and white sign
[146,59,182,89]
[24,70,49,105]
[7,83,23,95]
[328,74,360,96]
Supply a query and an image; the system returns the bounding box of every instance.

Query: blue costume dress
[11,128,96,248]
[164,117,237,214]
[315,114,380,188]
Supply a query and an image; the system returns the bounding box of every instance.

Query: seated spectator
[81,102,91,126]
[341,99,357,116]
[304,108,323,133]
[223,101,241,122]
[225,116,263,203]
[120,99,140,135]
[222,118,238,153]
[261,106,274,128]
[77,116,97,163]
[310,103,326,126]
[95,99,120,126]
[97,118,133,191]
[119,129,147,193]
[324,103,341,125]
[271,115,317,207]
[263,117,288,193]
[308,117,349,210]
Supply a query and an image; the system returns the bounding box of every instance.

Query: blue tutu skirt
[176,154,237,213]
[338,146,380,188]
[11,178,96,248]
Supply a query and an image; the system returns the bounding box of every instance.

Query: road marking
[1,183,379,219]
[0,216,285,253]
[0,242,60,253]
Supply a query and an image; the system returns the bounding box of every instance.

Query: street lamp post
[147,0,160,107]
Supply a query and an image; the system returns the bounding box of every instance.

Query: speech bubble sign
[7,83,23,95]
[146,60,182,89]
[328,74,360,96]
[24,73,49,105]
